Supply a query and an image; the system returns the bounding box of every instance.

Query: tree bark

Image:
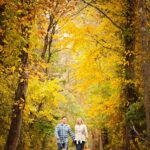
[99,129,103,150]
[123,0,137,149]
[138,0,150,141]
[47,22,57,63]
[0,4,6,65]
[91,129,101,150]
[41,134,48,150]
[0,4,5,46]
[41,14,54,59]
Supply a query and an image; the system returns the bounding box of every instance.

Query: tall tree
[123,0,138,149]
[138,0,150,141]
[4,1,34,149]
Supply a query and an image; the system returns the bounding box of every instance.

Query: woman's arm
[68,125,75,141]
[84,125,88,138]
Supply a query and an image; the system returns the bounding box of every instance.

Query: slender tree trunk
[41,134,47,150]
[91,129,101,150]
[0,4,6,65]
[138,0,150,141]
[47,22,57,63]
[41,14,57,74]
[102,128,108,149]
[41,14,54,59]
[99,130,103,150]
[124,125,131,150]
[41,0,60,60]
[0,4,5,46]
[123,0,137,149]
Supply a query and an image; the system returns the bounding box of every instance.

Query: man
[55,116,75,150]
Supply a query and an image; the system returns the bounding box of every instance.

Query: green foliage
[126,101,145,125]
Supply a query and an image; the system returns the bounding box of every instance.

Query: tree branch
[81,0,123,31]
[130,121,150,145]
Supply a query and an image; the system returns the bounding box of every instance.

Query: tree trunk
[91,129,101,150]
[138,0,150,141]
[0,4,5,46]
[41,134,48,150]
[123,0,137,149]
[0,4,6,65]
[102,128,108,149]
[41,14,54,59]
[124,125,131,150]
[99,130,103,150]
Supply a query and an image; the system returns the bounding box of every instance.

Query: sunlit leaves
[25,78,66,121]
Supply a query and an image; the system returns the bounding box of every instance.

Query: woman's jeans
[75,141,85,150]
[57,142,68,150]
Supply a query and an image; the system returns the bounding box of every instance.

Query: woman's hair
[76,117,84,124]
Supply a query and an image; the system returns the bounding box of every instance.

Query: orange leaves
[0,0,4,5]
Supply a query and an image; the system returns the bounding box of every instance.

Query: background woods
[0,0,150,150]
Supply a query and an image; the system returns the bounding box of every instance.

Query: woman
[75,118,88,150]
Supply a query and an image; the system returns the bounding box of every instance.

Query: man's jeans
[57,142,68,150]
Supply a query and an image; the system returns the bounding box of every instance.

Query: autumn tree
[0,0,150,150]
[138,0,150,142]
[4,1,35,149]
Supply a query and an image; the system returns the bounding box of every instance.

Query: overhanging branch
[81,0,123,31]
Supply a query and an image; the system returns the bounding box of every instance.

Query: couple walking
[55,116,88,150]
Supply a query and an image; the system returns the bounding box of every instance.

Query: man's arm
[68,126,75,141]
[55,124,60,139]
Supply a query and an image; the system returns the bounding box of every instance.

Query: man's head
[61,116,67,124]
